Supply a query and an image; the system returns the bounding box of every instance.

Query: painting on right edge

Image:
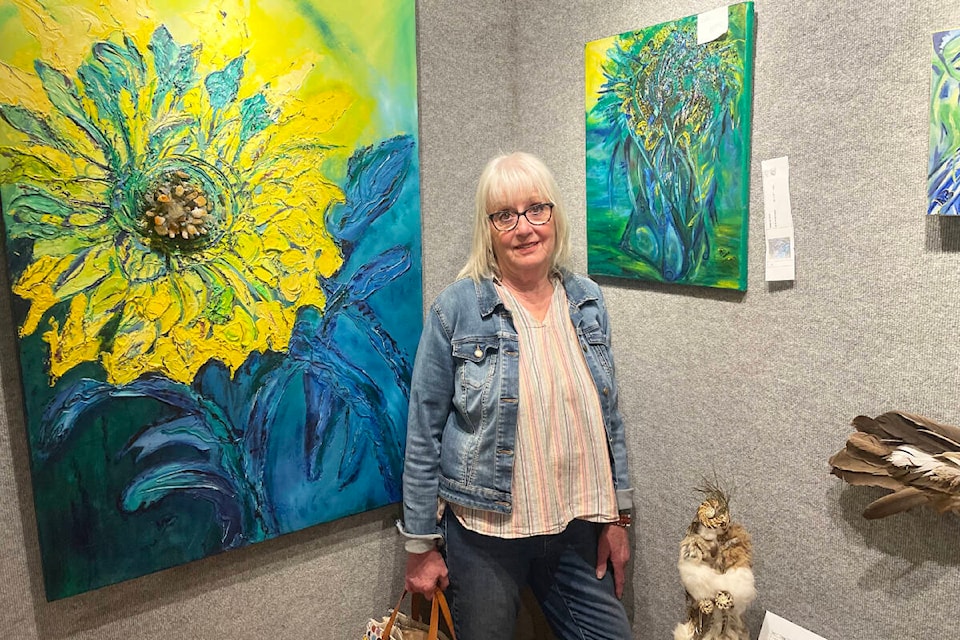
[929,29,960,215]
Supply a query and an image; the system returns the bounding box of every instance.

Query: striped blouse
[451,278,618,537]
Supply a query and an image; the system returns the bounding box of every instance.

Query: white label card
[697,5,729,44]
[761,156,795,282]
[758,611,829,640]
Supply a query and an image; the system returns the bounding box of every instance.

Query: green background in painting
[585,3,755,290]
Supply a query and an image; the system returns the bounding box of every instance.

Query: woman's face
[488,191,555,283]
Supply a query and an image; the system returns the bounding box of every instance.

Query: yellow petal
[85,270,129,319]
[253,300,293,351]
[42,295,101,381]
[101,313,159,384]
[12,254,73,335]
[54,245,113,300]
[294,281,326,312]
[210,305,257,373]
[169,270,205,326]
[232,231,263,263]
[115,234,167,283]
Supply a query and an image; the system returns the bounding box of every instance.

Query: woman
[399,152,633,639]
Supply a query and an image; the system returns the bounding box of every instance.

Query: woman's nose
[514,212,535,232]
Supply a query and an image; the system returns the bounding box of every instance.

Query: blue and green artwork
[585,3,755,290]
[0,0,421,599]
[929,28,960,215]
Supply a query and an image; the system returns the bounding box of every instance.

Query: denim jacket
[399,270,633,541]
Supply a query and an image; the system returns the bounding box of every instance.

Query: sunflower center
[141,170,215,240]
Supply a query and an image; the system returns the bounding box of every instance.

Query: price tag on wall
[697,5,729,44]
[761,156,796,282]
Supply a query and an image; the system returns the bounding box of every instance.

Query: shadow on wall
[833,482,960,594]
[926,215,960,252]
[592,275,748,304]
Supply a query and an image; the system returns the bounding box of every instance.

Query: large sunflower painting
[0,0,421,600]
[585,3,755,290]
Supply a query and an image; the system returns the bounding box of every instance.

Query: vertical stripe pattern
[452,280,617,537]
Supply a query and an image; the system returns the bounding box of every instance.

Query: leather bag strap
[380,590,408,639]
[432,590,457,640]
[381,590,457,640]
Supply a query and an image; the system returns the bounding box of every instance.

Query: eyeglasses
[487,202,554,232]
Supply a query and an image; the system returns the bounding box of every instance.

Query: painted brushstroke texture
[0,0,421,600]
[929,29,960,215]
[585,2,754,290]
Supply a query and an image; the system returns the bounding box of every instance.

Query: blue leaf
[304,340,404,491]
[38,378,111,457]
[122,415,221,462]
[121,461,250,548]
[38,375,210,459]
[338,245,410,305]
[326,134,415,244]
[343,299,412,392]
[303,373,347,480]
[204,56,245,111]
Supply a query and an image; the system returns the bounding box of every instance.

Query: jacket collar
[474,268,596,317]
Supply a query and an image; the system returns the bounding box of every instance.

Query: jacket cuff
[404,538,439,553]
[395,519,444,550]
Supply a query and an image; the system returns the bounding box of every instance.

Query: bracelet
[612,511,632,528]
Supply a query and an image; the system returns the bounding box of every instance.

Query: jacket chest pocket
[452,338,499,390]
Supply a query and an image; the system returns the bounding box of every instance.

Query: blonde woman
[399,152,633,640]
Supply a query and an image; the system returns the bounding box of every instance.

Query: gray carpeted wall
[3,1,960,638]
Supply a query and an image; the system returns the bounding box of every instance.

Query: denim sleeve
[399,301,455,540]
[596,287,634,512]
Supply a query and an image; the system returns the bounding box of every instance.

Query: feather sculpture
[829,410,960,519]
[674,482,756,640]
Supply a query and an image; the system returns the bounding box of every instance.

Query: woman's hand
[405,549,450,599]
[596,524,630,599]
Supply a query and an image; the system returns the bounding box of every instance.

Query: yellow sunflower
[0,4,356,384]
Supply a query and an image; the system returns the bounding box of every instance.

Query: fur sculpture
[674,483,756,640]
[829,410,960,519]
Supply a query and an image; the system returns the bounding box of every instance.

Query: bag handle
[380,590,408,640]
[429,590,456,640]
[381,590,457,640]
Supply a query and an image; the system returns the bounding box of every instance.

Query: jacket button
[582,344,588,352]
[474,348,483,358]
[602,387,609,396]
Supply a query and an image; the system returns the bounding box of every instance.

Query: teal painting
[585,3,755,290]
[0,0,421,599]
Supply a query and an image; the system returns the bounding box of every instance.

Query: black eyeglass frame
[486,202,555,232]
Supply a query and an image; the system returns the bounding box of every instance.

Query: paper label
[758,611,829,640]
[697,5,729,44]
[761,156,796,281]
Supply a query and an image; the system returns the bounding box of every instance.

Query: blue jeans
[441,512,632,640]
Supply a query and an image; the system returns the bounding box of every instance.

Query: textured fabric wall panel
[515,1,960,639]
